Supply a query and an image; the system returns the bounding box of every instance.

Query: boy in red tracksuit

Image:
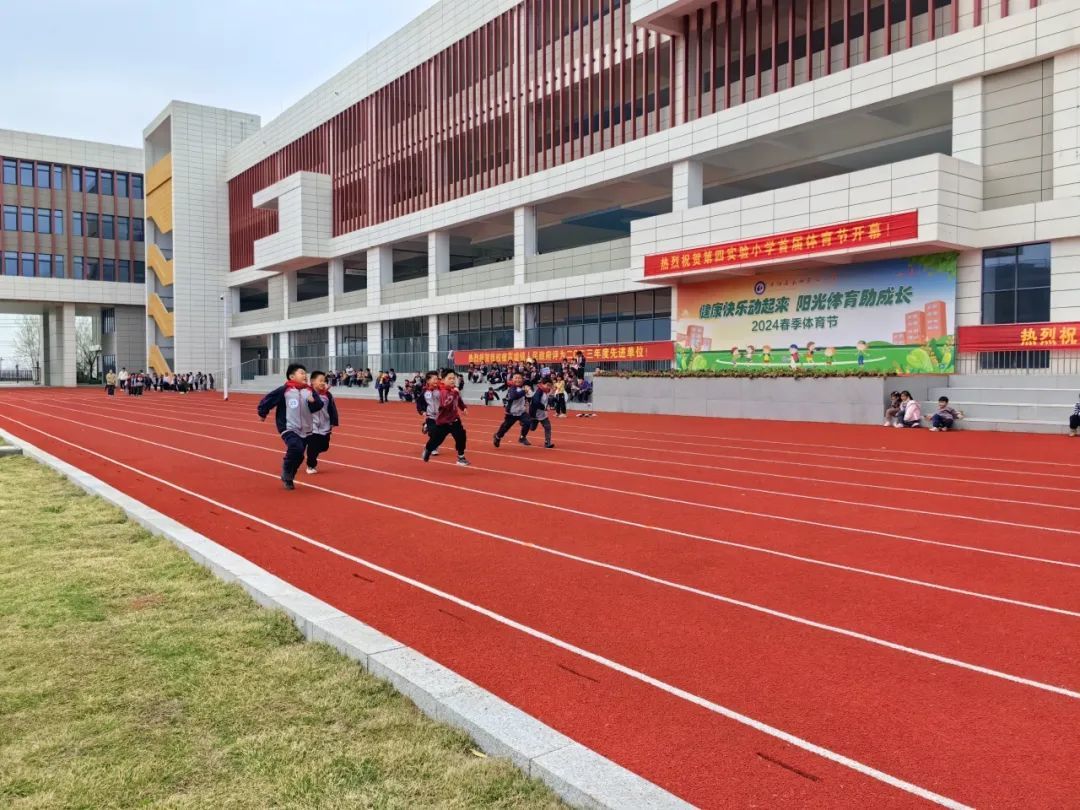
[422,370,470,466]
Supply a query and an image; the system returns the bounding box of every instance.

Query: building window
[86,258,100,280]
[118,259,130,283]
[52,165,64,190]
[101,215,114,240]
[295,269,329,301]
[100,171,113,196]
[239,284,269,311]
[85,213,99,238]
[337,324,368,364]
[289,328,328,358]
[382,317,428,369]
[438,307,515,352]
[3,252,16,275]
[54,255,64,278]
[103,259,115,281]
[72,167,82,191]
[133,260,145,283]
[102,308,115,334]
[84,169,98,193]
[982,243,1051,325]
[37,255,52,277]
[53,209,64,235]
[20,207,34,232]
[132,218,144,242]
[526,289,672,347]
[2,205,16,231]
[117,216,129,240]
[116,173,128,198]
[131,175,144,199]
[36,163,50,189]
[20,253,34,277]
[72,212,83,236]
[19,161,33,186]
[2,158,16,184]
[37,208,51,234]
[72,257,84,279]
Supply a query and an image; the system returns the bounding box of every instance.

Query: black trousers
[495,413,531,440]
[106,385,115,396]
[306,433,331,468]
[425,420,467,455]
[553,394,567,415]
[281,432,307,481]
[1070,414,1080,430]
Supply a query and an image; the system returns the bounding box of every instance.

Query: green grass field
[0,453,563,809]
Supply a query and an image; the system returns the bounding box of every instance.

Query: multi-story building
[0,129,146,384]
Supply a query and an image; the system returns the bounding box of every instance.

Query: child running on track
[416,371,441,456]
[422,369,470,466]
[256,363,325,490]
[493,373,532,447]
[527,375,556,449]
[305,371,339,474]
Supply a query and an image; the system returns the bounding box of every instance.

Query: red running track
[2,389,1078,808]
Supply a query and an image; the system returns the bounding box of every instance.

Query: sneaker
[493,433,501,448]
[545,442,555,449]
[893,423,904,429]
[305,467,318,474]
[519,437,531,446]
[929,427,939,432]
[883,420,892,427]
[422,448,432,462]
[1069,430,1077,437]
[431,449,440,456]
[457,456,471,467]
[282,478,295,490]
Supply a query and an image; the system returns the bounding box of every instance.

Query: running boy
[422,370,470,466]
[417,371,441,456]
[493,372,532,447]
[257,363,325,490]
[305,371,339,474]
[527,376,556,449]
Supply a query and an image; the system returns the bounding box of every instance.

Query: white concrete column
[1053,50,1080,199]
[513,304,526,348]
[427,314,439,361]
[367,245,392,308]
[366,321,383,368]
[952,76,984,166]
[278,331,290,362]
[327,325,337,369]
[672,160,704,211]
[282,271,295,320]
[513,206,537,287]
[673,35,688,121]
[427,231,449,299]
[328,257,344,312]
[48,304,76,387]
[227,337,242,382]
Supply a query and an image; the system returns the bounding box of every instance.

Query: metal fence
[0,364,38,383]
[955,350,1080,376]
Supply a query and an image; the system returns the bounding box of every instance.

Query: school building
[0,130,146,385]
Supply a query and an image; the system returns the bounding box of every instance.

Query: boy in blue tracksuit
[527,377,556,449]
[493,373,532,447]
[256,363,325,490]
[305,371,339,474]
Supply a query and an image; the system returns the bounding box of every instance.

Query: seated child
[884,391,902,427]
[928,396,960,432]
[1070,394,1080,437]
[895,390,922,428]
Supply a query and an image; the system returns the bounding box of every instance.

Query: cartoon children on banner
[824,346,836,365]
[788,344,800,368]
[856,340,868,366]
[762,344,772,363]
[805,341,817,364]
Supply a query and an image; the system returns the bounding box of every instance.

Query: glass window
[72,257,84,279]
[20,252,34,276]
[103,259,115,282]
[2,205,16,231]
[635,291,654,317]
[654,287,672,317]
[583,322,600,344]
[133,260,145,284]
[635,319,653,341]
[131,175,144,199]
[54,255,64,278]
[2,158,15,184]
[981,243,1051,325]
[72,168,82,191]
[132,218,144,242]
[116,173,128,198]
[100,171,113,196]
[37,208,51,234]
[3,252,17,275]
[36,163,50,189]
[53,210,64,235]
[20,207,34,232]
[52,165,64,190]
[117,216,129,240]
[617,320,634,342]
[84,169,97,193]
[101,215,114,240]
[118,259,130,283]
[601,295,618,322]
[72,212,83,236]
[102,308,115,334]
[19,161,33,186]
[37,255,52,277]
[86,258,100,280]
[85,213,99,238]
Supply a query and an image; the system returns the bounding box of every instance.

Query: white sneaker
[305,467,318,475]
[883,420,892,427]
[431,449,440,456]
[929,427,939,432]
[893,423,904,429]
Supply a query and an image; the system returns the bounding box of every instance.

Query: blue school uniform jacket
[257,385,325,437]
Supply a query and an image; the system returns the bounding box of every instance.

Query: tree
[75,317,99,381]
[11,316,40,369]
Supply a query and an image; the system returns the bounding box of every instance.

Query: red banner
[957,322,1080,352]
[452,341,674,366]
[644,211,920,277]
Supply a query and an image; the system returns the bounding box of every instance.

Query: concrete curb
[0,445,23,457]
[0,426,693,810]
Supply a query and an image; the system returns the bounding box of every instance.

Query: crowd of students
[467,357,594,414]
[104,368,214,396]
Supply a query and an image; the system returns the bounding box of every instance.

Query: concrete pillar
[1053,50,1080,199]
[513,304,526,348]
[427,314,439,361]
[513,206,537,287]
[672,160,704,211]
[427,231,449,299]
[673,36,688,122]
[328,257,344,312]
[282,271,295,320]
[47,304,76,387]
[366,321,383,369]
[367,245,392,308]
[952,76,984,166]
[328,325,337,369]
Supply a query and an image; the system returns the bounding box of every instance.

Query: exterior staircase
[927,375,1078,434]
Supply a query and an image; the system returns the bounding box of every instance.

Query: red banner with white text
[452,341,675,366]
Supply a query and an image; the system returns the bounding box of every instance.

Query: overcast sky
[0,0,439,356]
